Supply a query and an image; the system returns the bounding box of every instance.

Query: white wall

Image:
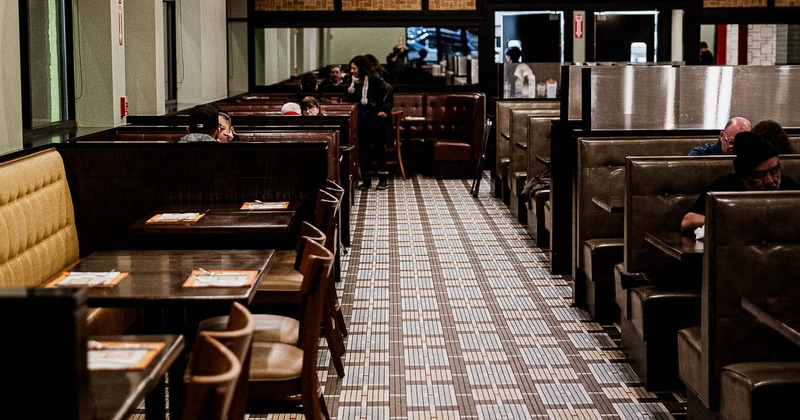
[0,2,22,153]
[73,0,127,128]
[326,28,405,67]
[671,10,684,62]
[177,0,228,105]
[125,0,165,115]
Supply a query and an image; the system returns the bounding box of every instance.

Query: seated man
[180,104,220,142]
[322,65,346,87]
[688,116,751,155]
[681,131,800,232]
[623,132,799,290]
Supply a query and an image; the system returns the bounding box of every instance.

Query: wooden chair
[182,334,242,420]
[247,239,334,420]
[198,302,254,420]
[387,108,406,180]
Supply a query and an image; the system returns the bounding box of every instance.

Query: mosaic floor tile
[315,175,684,419]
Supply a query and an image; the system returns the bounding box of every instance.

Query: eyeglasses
[748,163,781,183]
[721,131,735,146]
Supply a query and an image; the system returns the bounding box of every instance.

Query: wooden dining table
[51,249,273,418]
[645,231,704,262]
[128,203,298,250]
[90,334,184,420]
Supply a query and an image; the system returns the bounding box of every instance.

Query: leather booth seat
[395,93,485,179]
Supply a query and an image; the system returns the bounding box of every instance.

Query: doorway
[594,11,658,62]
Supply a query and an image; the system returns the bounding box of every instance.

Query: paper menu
[87,341,165,371]
[240,201,290,210]
[45,271,128,288]
[146,212,205,223]
[183,270,258,287]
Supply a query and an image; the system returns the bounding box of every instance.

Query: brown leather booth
[526,116,558,247]
[620,155,800,392]
[493,100,559,202]
[394,93,486,178]
[677,191,800,419]
[507,108,560,224]
[576,136,714,323]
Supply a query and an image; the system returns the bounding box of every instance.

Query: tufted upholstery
[624,156,800,393]
[494,100,559,201]
[678,190,800,416]
[0,149,79,288]
[576,137,715,323]
[0,148,136,335]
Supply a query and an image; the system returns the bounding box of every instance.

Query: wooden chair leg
[322,313,346,377]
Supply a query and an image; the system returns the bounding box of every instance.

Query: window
[21,0,73,129]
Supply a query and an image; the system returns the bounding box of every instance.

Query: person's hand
[378,111,387,118]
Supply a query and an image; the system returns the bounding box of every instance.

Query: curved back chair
[182,334,242,420]
[247,239,335,420]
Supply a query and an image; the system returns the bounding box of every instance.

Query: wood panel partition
[56,142,329,255]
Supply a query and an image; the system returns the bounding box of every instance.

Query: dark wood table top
[535,154,551,166]
[130,203,297,235]
[592,196,624,214]
[90,334,184,420]
[645,232,704,261]
[742,297,800,347]
[55,249,274,308]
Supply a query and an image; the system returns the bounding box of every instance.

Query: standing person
[343,55,394,191]
[688,117,751,155]
[180,104,220,142]
[699,41,715,65]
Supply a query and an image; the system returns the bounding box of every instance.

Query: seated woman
[300,96,323,116]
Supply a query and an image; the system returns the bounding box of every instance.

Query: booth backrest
[495,101,558,175]
[507,109,559,189]
[624,155,800,273]
[576,137,714,272]
[115,132,184,142]
[699,190,800,408]
[526,115,558,180]
[237,131,340,183]
[0,149,79,288]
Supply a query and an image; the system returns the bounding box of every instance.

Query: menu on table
[183,270,259,288]
[145,212,205,223]
[240,201,290,210]
[87,341,165,371]
[45,271,128,288]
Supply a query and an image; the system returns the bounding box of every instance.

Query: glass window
[25,0,70,128]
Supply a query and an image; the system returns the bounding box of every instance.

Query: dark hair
[349,55,373,77]
[700,41,709,49]
[300,73,318,92]
[733,132,780,175]
[188,104,219,135]
[505,46,522,62]
[418,49,428,59]
[752,119,797,154]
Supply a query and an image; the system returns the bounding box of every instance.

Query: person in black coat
[343,55,394,190]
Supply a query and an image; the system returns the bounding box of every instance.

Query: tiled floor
[131,175,686,420]
[248,175,685,419]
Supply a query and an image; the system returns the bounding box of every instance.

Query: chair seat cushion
[432,140,471,161]
[249,341,303,382]
[629,286,700,340]
[199,314,299,345]
[677,326,702,397]
[258,250,302,291]
[86,307,138,336]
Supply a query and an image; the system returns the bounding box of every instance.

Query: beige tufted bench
[0,148,137,335]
